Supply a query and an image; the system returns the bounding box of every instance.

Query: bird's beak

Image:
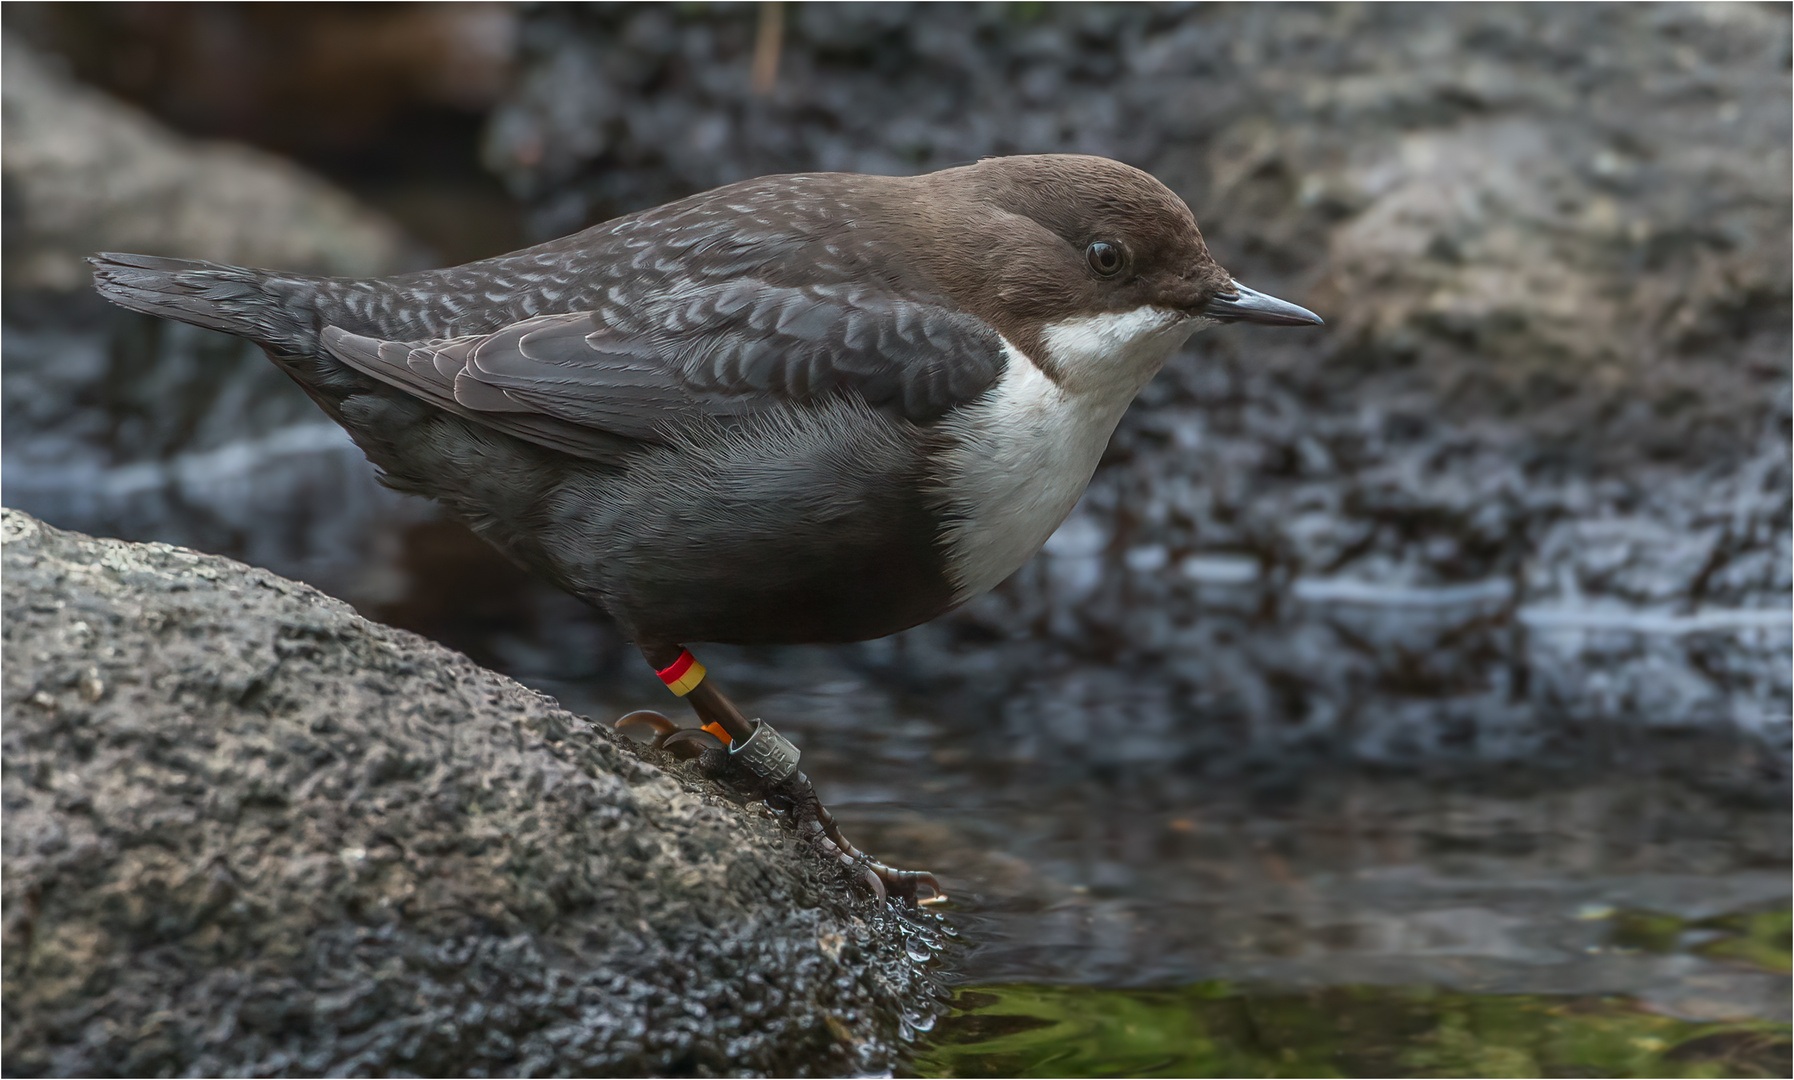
[1201,280,1323,326]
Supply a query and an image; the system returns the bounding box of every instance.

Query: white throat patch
[934,307,1204,601]
[1041,306,1209,396]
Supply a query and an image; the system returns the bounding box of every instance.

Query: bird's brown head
[901,154,1320,388]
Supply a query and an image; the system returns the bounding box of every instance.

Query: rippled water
[542,649,1791,1075]
[814,698,1790,1075]
[905,983,1792,1078]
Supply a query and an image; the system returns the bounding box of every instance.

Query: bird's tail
[89,252,321,354]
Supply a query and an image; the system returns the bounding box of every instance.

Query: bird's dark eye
[1086,241,1124,277]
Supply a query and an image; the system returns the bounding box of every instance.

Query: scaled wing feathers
[320,281,1005,461]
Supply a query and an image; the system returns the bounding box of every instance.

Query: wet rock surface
[482,2,1792,780]
[0,510,945,1078]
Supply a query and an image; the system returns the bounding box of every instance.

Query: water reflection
[546,653,1790,1030]
[906,983,1792,1078]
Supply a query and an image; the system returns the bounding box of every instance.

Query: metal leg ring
[729,718,801,785]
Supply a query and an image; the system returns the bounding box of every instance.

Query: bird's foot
[777,773,947,907]
[614,709,730,755]
[612,711,946,907]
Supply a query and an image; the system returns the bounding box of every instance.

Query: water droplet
[904,1009,936,1034]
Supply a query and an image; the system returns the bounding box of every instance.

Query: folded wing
[321,280,1006,462]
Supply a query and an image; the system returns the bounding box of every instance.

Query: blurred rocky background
[3,2,1788,1060]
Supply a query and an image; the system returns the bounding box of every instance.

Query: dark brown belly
[612,501,954,645]
[529,398,960,646]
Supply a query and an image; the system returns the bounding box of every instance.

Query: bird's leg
[632,644,945,906]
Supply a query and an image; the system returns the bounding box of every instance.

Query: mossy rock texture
[0,509,942,1077]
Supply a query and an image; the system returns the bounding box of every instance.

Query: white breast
[934,307,1206,601]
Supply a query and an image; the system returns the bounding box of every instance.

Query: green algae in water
[1602,906,1792,974]
[906,984,1792,1079]
[1700,908,1794,975]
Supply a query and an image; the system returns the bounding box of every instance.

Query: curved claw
[842,852,945,906]
[614,709,679,742]
[660,727,724,760]
[861,868,888,904]
[880,868,946,906]
[791,787,948,907]
[655,710,947,909]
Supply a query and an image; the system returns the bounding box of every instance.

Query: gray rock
[0,509,944,1078]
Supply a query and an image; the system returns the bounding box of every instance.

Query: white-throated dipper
[92,154,1320,904]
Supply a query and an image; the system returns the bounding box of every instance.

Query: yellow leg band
[657,650,706,696]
